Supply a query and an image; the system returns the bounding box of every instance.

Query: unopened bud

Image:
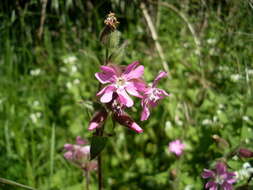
[88,109,108,131]
[100,12,120,44]
[113,113,143,133]
[238,148,253,158]
[104,12,119,30]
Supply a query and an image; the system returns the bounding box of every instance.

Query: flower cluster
[64,136,97,172]
[202,162,236,190]
[88,61,169,133]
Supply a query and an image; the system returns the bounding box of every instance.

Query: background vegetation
[0,0,253,189]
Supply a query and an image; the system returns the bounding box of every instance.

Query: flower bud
[99,12,120,44]
[238,148,253,158]
[113,113,143,133]
[88,109,108,131]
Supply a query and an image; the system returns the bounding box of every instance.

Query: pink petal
[80,146,90,155]
[125,65,144,80]
[130,122,143,133]
[123,61,139,74]
[101,90,114,103]
[76,136,87,145]
[64,151,73,160]
[64,144,73,151]
[88,109,108,131]
[132,80,148,92]
[97,85,115,96]
[157,89,170,97]
[88,122,99,131]
[95,72,114,84]
[125,83,143,98]
[141,102,150,121]
[216,162,227,175]
[117,89,134,107]
[152,71,167,87]
[95,65,118,84]
[97,85,116,103]
[202,169,215,179]
[205,181,217,190]
[221,183,233,190]
[100,65,117,74]
[226,172,236,184]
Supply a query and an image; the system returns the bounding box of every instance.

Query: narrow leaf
[0,177,36,190]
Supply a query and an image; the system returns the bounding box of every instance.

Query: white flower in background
[243,116,250,122]
[63,55,77,64]
[73,79,80,84]
[248,69,253,75]
[213,116,218,122]
[165,121,172,129]
[194,49,201,56]
[71,65,78,73]
[235,162,253,181]
[184,185,193,190]
[30,69,41,76]
[217,110,222,115]
[218,104,224,109]
[230,74,242,82]
[209,48,217,56]
[66,82,72,89]
[202,119,212,125]
[33,100,40,107]
[218,66,229,71]
[30,112,42,124]
[207,38,216,44]
[60,67,67,73]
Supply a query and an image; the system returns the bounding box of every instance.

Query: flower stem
[84,171,90,190]
[98,153,103,190]
[96,126,105,190]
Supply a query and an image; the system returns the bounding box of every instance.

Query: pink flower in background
[63,136,97,171]
[202,162,236,190]
[169,140,185,156]
[141,71,169,121]
[95,61,145,107]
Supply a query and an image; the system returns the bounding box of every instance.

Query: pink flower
[141,71,169,121]
[95,61,145,107]
[63,137,97,171]
[202,162,236,190]
[88,108,108,131]
[168,140,185,156]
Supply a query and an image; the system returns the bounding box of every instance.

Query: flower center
[112,99,123,116]
[215,175,225,185]
[148,88,159,102]
[115,77,126,88]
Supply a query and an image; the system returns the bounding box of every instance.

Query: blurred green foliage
[0,0,253,189]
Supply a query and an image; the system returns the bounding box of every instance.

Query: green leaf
[90,136,108,160]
